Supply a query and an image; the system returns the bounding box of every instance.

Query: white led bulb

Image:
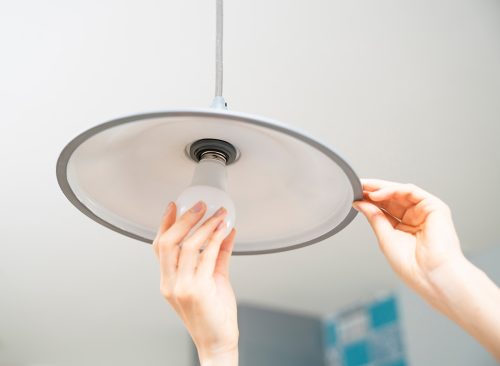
[175,153,236,239]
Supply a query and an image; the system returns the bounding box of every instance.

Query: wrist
[427,253,470,295]
[407,253,469,313]
[198,347,238,366]
[425,253,478,317]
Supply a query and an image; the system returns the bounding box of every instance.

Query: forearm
[426,255,500,361]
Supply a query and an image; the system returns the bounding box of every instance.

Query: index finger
[368,183,433,205]
[360,178,399,192]
[155,201,207,281]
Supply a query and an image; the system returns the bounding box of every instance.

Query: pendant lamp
[56,0,362,255]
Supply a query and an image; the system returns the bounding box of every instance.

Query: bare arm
[152,201,239,366]
[353,179,500,361]
[151,179,500,364]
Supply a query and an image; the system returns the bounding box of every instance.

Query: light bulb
[175,152,236,240]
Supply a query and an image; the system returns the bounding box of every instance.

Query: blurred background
[1,0,499,365]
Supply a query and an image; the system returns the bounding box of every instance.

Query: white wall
[399,245,500,366]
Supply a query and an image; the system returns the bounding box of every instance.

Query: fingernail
[214,207,226,217]
[191,201,204,213]
[352,201,360,211]
[165,201,173,213]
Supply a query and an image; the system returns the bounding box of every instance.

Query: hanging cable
[215,0,223,97]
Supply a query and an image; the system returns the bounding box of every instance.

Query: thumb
[153,202,177,257]
[353,200,394,245]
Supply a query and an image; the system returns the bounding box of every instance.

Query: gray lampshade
[56,108,362,255]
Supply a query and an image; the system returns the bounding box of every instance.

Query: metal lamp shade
[57,108,362,255]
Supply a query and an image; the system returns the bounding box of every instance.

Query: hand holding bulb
[152,201,239,366]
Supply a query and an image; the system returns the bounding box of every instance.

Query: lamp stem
[211,0,227,109]
[215,0,223,97]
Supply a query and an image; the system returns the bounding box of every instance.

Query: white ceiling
[1,0,500,365]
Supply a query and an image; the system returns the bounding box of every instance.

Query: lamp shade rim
[56,108,362,255]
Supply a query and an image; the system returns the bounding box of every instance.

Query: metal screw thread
[200,150,227,164]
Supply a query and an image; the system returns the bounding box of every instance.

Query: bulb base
[188,138,239,165]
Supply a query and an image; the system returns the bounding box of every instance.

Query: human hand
[353,179,464,303]
[353,179,500,360]
[153,201,238,366]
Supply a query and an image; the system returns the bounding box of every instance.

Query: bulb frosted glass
[175,158,236,239]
